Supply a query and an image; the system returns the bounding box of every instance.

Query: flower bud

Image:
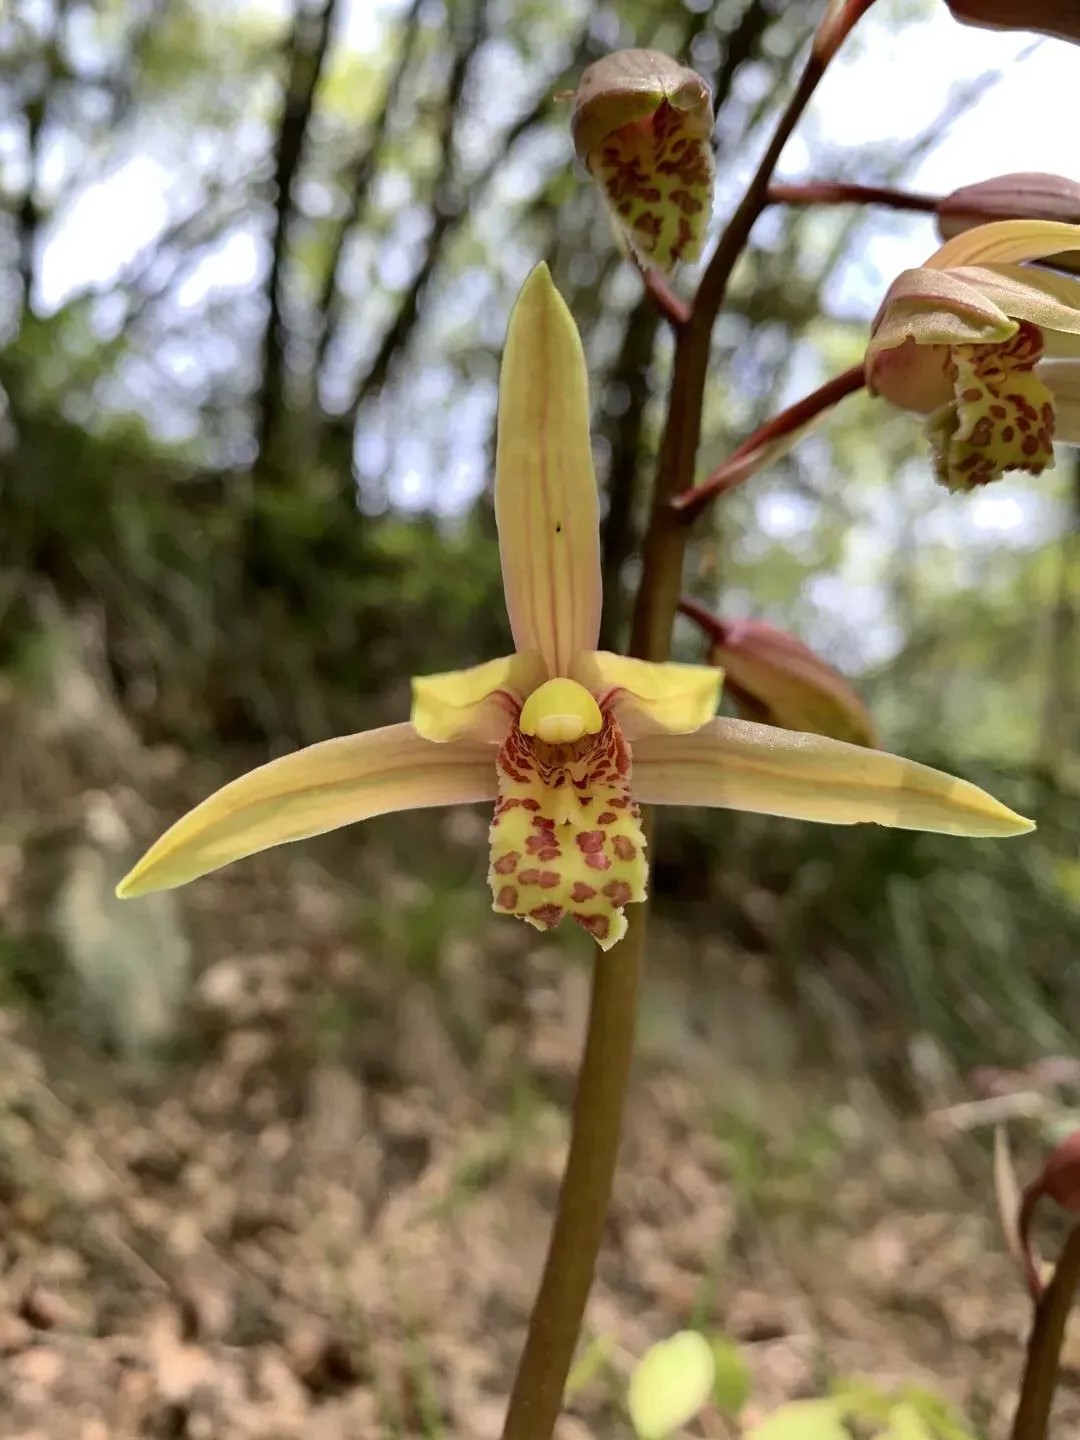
[944,0,1080,43]
[571,50,714,274]
[1033,1132,1080,1214]
[938,174,1080,275]
[1016,1129,1080,1297]
[707,618,878,748]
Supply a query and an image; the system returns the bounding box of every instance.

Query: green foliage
[711,1336,753,1418]
[628,1331,717,1439]
[619,1331,978,1440]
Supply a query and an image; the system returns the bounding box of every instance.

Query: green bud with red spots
[571,49,714,274]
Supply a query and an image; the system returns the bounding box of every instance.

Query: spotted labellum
[571,50,715,274]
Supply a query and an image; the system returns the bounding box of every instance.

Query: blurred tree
[0,0,1076,1063]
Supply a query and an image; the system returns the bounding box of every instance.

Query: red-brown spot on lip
[595,811,617,825]
[585,852,612,872]
[530,903,563,929]
[576,830,605,854]
[574,912,610,940]
[521,798,541,812]
[612,836,637,862]
[602,880,632,907]
[497,886,518,910]
[570,882,597,902]
[537,870,560,889]
[493,851,519,875]
[518,868,542,885]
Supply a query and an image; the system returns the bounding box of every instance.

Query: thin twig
[256,0,340,463]
[333,0,490,422]
[314,0,426,378]
[599,300,662,647]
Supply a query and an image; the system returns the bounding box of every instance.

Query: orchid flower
[117,266,1033,949]
[866,219,1080,490]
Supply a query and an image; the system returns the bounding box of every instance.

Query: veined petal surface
[495,265,602,677]
[870,266,1016,351]
[954,264,1080,336]
[411,651,547,743]
[117,724,498,897]
[929,218,1080,270]
[631,719,1034,838]
[569,650,722,737]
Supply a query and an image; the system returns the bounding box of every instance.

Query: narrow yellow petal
[631,719,1034,838]
[495,264,602,677]
[568,650,721,737]
[117,724,497,898]
[411,651,547,743]
[929,218,1080,270]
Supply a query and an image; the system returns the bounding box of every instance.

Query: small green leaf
[710,1337,751,1417]
[746,1397,852,1440]
[885,1402,936,1440]
[628,1331,716,1439]
[900,1387,979,1440]
[830,1379,892,1425]
[564,1333,612,1401]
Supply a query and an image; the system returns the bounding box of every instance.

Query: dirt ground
[1,678,1077,1440]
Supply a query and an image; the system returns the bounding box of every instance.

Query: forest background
[1,0,1078,1435]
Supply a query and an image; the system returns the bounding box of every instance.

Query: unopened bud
[938,174,1080,274]
[708,618,878,748]
[944,0,1080,43]
[1034,1132,1080,1213]
[1016,1129,1080,1298]
[571,50,714,274]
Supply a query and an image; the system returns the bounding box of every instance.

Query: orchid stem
[631,49,833,665]
[501,905,645,1440]
[504,32,842,1440]
[1010,1227,1080,1440]
[672,364,866,521]
[767,180,939,213]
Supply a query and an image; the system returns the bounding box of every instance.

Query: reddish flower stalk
[672,364,866,520]
[767,180,940,213]
[637,262,691,328]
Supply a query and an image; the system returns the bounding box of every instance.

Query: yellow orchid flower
[866,219,1080,490]
[118,265,1033,949]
